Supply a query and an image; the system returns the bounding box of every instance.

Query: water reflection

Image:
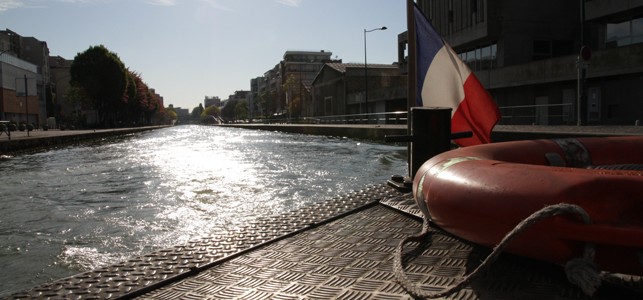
[0,125,407,296]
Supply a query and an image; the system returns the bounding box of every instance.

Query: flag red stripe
[451,74,500,147]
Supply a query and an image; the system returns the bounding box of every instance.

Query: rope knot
[565,256,601,296]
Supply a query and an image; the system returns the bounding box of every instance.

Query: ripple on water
[0,125,407,297]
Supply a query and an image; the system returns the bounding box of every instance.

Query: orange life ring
[413,136,643,275]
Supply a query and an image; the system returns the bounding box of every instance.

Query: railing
[498,103,574,125]
[252,103,575,126]
[258,111,408,125]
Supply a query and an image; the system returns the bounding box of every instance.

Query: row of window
[457,43,497,71]
[606,17,643,48]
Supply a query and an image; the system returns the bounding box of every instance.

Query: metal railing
[252,103,575,126]
[498,103,574,125]
[257,111,408,125]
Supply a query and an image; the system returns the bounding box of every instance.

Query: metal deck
[7,184,643,299]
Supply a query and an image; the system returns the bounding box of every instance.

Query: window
[458,43,497,71]
[606,17,643,48]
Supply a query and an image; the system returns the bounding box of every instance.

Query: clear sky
[1,0,407,110]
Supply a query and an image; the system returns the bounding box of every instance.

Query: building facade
[279,50,334,118]
[0,52,40,124]
[412,0,643,125]
[1,29,53,126]
[204,96,221,108]
[311,63,407,117]
[49,55,73,123]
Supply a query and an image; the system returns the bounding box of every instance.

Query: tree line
[68,45,175,128]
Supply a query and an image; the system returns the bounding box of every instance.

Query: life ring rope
[394,203,602,298]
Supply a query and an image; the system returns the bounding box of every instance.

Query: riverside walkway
[4,124,643,299]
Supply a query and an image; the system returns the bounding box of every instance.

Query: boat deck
[8,184,643,299]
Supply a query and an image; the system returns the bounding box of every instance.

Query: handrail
[256,111,408,125]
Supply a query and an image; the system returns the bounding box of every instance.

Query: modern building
[408,0,643,125]
[0,52,39,124]
[311,62,407,117]
[0,29,51,126]
[279,50,335,118]
[204,96,221,108]
[258,65,281,116]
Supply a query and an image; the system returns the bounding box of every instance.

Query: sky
[1,0,407,110]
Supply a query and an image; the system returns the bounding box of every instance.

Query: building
[408,0,643,125]
[49,55,73,122]
[311,63,407,117]
[279,50,335,118]
[204,96,221,108]
[0,52,39,124]
[0,29,51,126]
[258,65,281,116]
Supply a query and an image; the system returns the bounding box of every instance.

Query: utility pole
[25,75,30,136]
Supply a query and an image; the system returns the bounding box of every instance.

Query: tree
[70,45,128,127]
[282,74,301,118]
[260,90,277,116]
[191,104,204,120]
[202,105,221,118]
[235,100,248,121]
[221,99,238,122]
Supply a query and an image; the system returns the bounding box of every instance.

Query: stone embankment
[220,123,643,142]
[3,124,643,154]
[0,126,169,154]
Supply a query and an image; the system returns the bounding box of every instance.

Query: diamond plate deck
[7,184,643,299]
[6,184,395,299]
[138,204,643,300]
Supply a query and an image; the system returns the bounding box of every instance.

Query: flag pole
[406,0,417,178]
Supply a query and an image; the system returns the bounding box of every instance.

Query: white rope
[393,203,600,298]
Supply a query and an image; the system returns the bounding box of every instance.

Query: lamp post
[0,50,6,121]
[363,26,387,116]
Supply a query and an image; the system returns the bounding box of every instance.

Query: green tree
[166,109,178,121]
[235,99,248,121]
[260,90,277,116]
[191,104,204,120]
[282,74,301,118]
[70,45,128,127]
[221,99,238,122]
[202,105,221,117]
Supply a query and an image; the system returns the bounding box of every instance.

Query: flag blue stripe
[414,4,445,106]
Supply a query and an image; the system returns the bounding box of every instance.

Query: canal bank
[3,124,642,154]
[4,125,643,299]
[0,126,169,154]
[220,123,643,142]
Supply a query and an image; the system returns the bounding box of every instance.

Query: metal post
[410,107,451,179]
[364,29,368,115]
[576,54,583,126]
[363,26,387,116]
[24,75,29,137]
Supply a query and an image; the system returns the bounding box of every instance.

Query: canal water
[0,125,407,297]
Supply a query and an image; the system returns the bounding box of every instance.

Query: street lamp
[363,26,387,115]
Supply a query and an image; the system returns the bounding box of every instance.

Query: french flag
[414,4,500,147]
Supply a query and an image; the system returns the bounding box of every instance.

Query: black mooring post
[410,107,451,179]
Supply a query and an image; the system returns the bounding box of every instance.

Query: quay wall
[0,126,169,154]
[220,123,643,143]
[3,124,642,154]
[220,124,407,141]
